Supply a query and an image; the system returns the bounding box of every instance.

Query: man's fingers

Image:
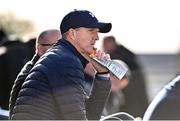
[96,50,110,61]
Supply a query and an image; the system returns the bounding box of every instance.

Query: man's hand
[89,50,111,73]
[81,48,111,73]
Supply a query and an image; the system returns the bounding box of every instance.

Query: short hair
[36,29,60,44]
[103,36,116,43]
[36,31,48,44]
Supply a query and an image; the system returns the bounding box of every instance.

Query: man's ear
[36,44,43,56]
[72,29,77,37]
[69,29,77,40]
[36,44,41,52]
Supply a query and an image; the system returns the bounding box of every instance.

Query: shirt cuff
[95,73,110,81]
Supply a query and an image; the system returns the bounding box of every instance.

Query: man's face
[103,41,115,53]
[40,32,60,52]
[74,27,99,54]
[39,43,55,56]
[37,31,61,56]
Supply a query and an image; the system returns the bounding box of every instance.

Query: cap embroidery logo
[89,12,95,18]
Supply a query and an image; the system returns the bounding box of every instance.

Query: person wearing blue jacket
[11,9,112,120]
[9,29,61,118]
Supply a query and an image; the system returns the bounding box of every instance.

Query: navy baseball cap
[60,10,112,34]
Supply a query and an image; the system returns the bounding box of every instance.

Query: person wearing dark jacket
[143,74,180,120]
[9,29,61,118]
[103,36,148,117]
[10,10,112,120]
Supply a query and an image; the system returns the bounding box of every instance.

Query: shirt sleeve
[86,73,111,120]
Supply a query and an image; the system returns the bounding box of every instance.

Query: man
[11,10,112,120]
[103,36,148,117]
[9,29,61,118]
[35,29,61,56]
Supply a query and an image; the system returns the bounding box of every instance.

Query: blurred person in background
[0,29,9,110]
[103,35,148,117]
[26,38,36,59]
[103,59,131,116]
[0,30,29,110]
[0,29,8,45]
[9,29,61,118]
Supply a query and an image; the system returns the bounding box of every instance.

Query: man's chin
[85,49,94,55]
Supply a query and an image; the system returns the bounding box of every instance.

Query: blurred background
[0,0,179,117]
